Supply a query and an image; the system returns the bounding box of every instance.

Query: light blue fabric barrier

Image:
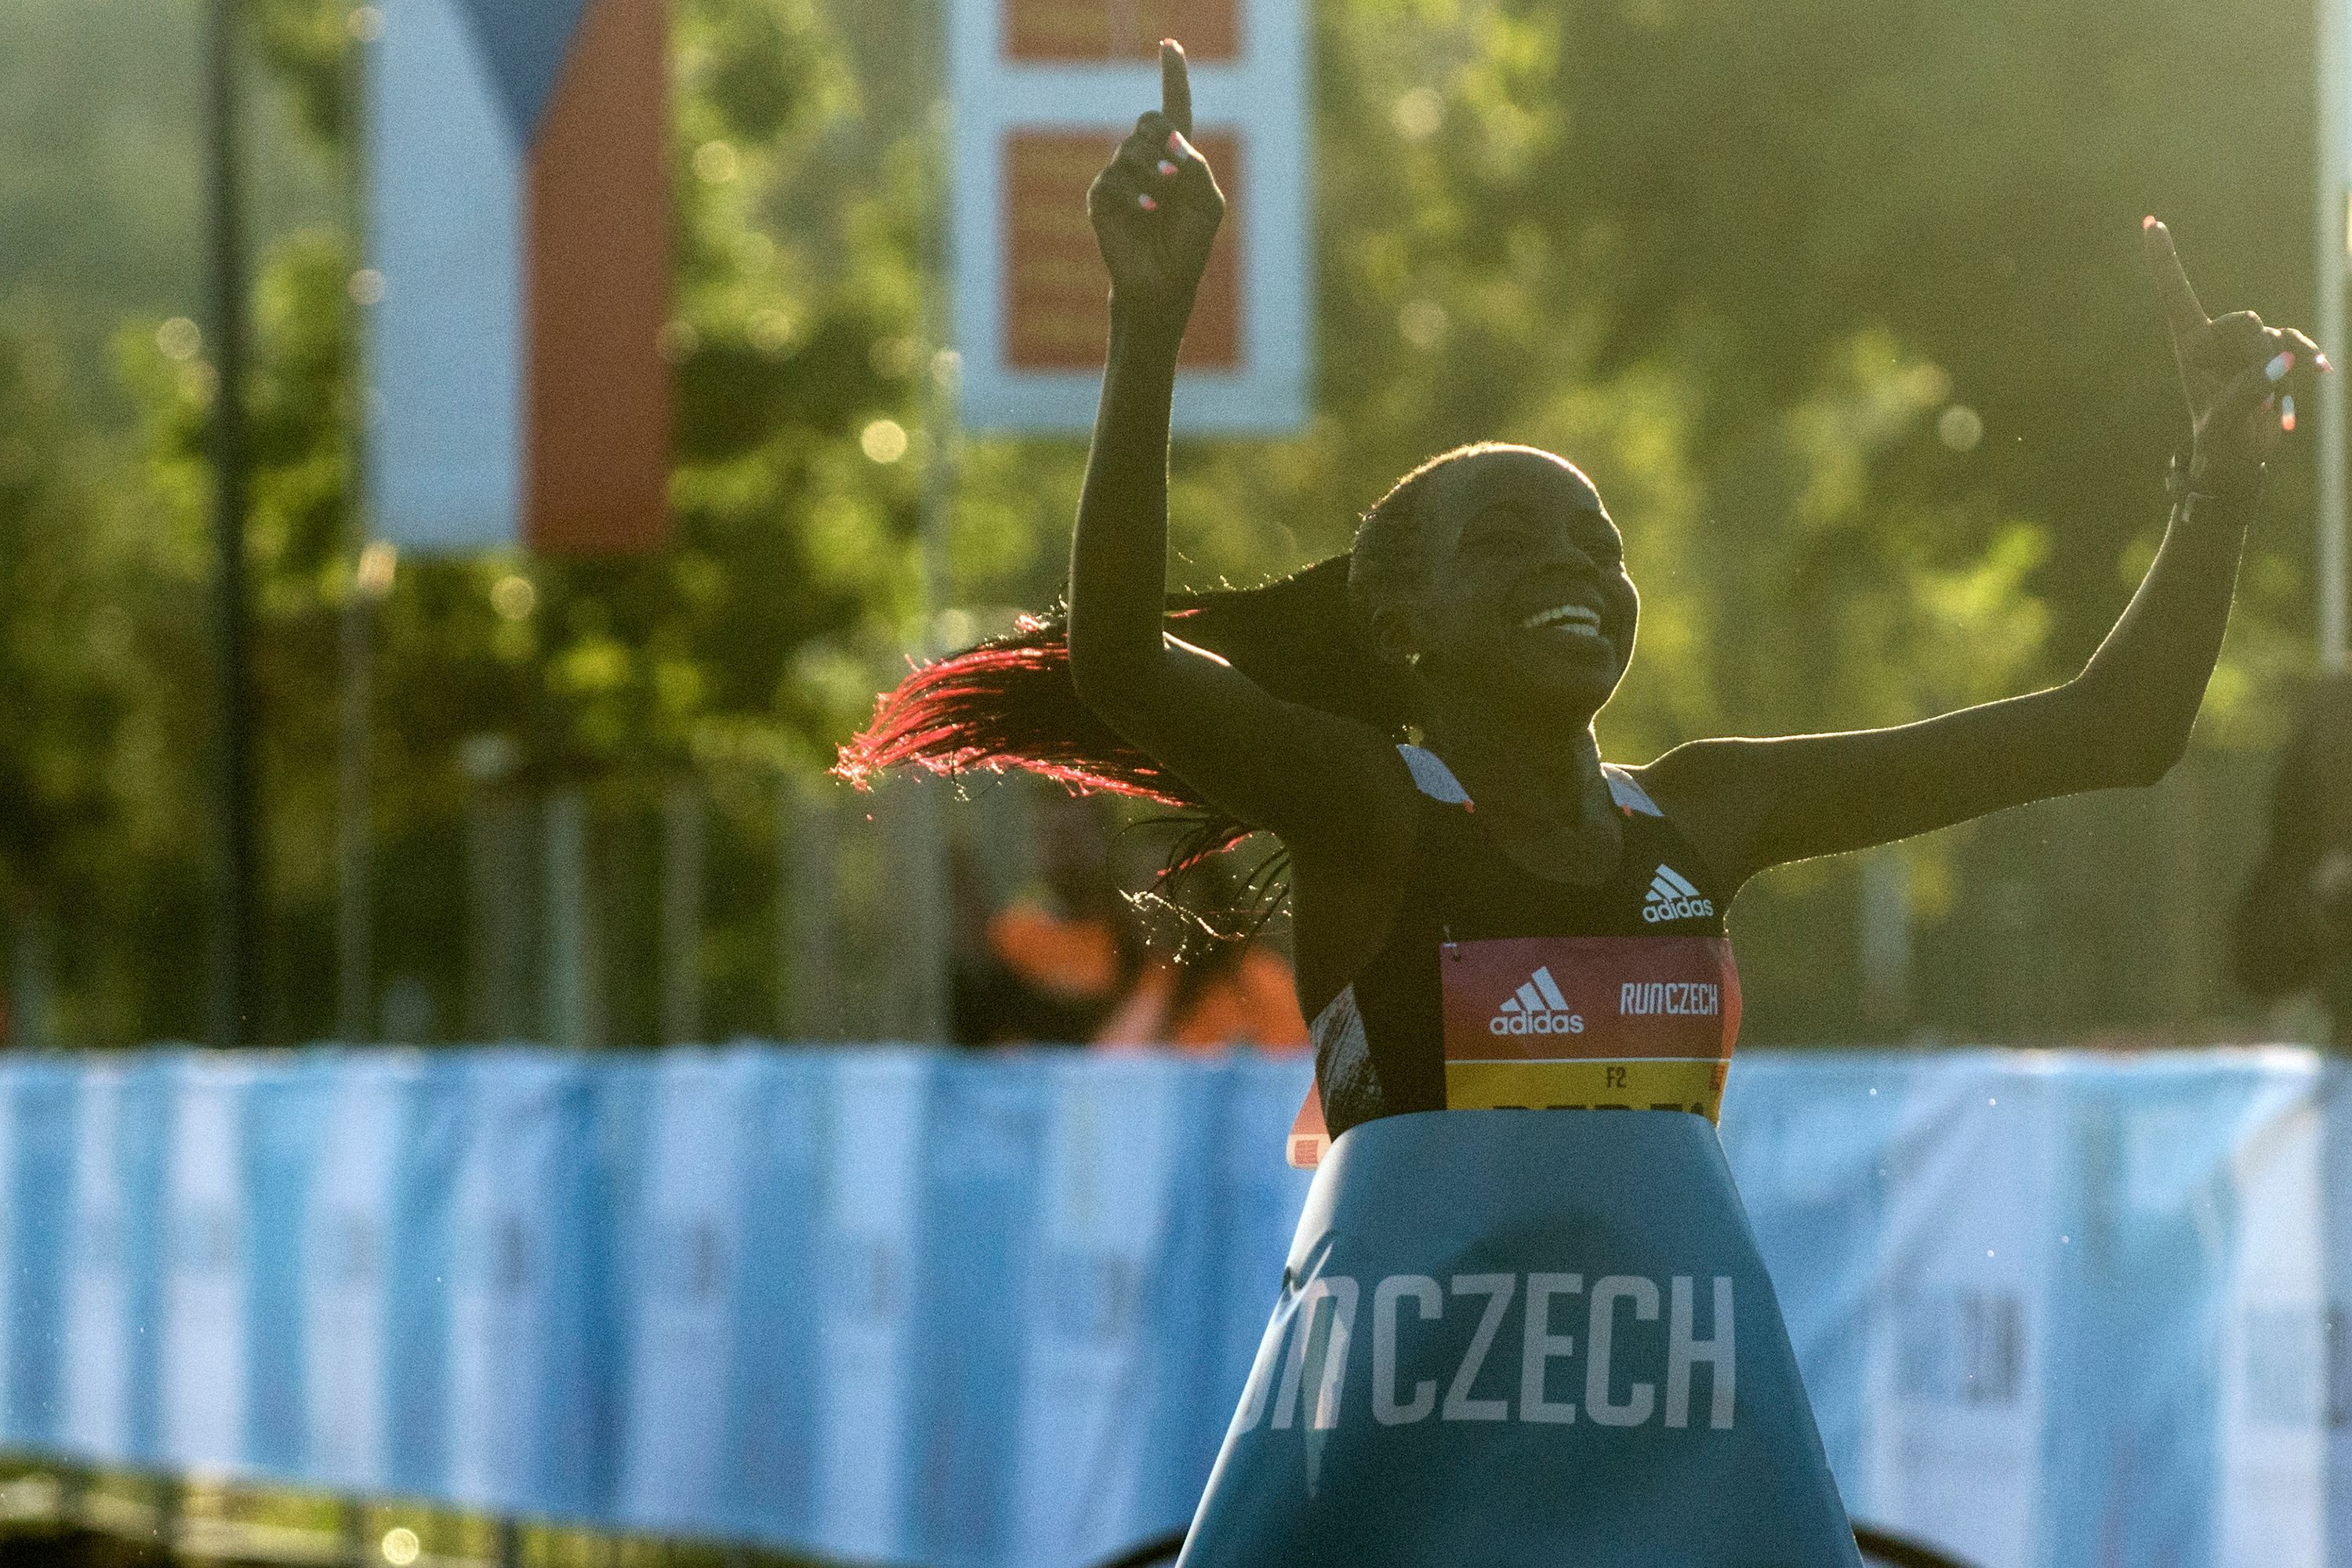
[1714,1048,2336,1568]
[56,1055,171,1470]
[0,1045,2349,1566]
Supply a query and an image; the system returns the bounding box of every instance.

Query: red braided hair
[838,553,1413,802]
[836,611,1190,804]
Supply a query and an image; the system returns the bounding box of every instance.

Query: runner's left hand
[2143,216,2325,502]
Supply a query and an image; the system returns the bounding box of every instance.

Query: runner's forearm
[2062,492,2251,784]
[1646,492,2258,880]
[1067,316,1184,710]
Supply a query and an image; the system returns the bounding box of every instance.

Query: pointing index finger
[2142,216,2209,343]
[1160,39,1192,138]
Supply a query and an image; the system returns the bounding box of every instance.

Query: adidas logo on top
[1490,966,1585,1036]
[1642,865,1714,924]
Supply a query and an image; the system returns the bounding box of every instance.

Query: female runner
[844,43,2319,1565]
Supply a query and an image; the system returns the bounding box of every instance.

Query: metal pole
[1857,848,1911,1036]
[543,786,595,1048]
[781,772,844,1040]
[659,779,705,1045]
[6,906,54,1049]
[883,87,961,1045]
[880,768,949,1042]
[2321,0,2348,670]
[888,332,959,1044]
[921,93,961,657]
[336,547,390,1041]
[459,734,528,1039]
[205,0,260,1047]
[336,2,380,1044]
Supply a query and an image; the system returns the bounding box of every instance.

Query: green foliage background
[0,0,2325,1044]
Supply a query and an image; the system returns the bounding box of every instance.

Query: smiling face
[1352,446,1638,720]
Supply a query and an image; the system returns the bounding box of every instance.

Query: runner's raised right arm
[1063,44,1409,852]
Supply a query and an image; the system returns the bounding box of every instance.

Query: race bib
[1288,936,1740,1168]
[1440,935,1739,1116]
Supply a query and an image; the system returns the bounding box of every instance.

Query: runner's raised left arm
[1643,219,2323,887]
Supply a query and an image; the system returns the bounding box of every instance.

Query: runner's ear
[1367,603,1421,669]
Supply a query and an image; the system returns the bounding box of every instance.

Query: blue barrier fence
[0,1044,2342,1568]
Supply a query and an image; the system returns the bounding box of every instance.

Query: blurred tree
[0,0,332,422]
[81,0,931,1040]
[0,324,212,1042]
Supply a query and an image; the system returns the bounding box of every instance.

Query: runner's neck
[1414,713,1622,884]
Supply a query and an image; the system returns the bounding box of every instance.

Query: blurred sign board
[949,0,1310,434]
[362,0,673,555]
[1004,0,1240,60]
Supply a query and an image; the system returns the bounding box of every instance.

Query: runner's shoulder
[1615,739,1768,891]
[1622,735,1773,814]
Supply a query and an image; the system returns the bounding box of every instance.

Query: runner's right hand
[1087,41,1225,337]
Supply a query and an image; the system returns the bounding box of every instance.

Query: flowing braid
[838,553,1414,797]
[835,611,1189,804]
[837,554,1414,924]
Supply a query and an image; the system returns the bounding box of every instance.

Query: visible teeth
[1521,604,1602,632]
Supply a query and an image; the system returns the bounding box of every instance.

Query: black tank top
[1308,744,1742,1144]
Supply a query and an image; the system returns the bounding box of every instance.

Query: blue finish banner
[0,1045,2346,1567]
